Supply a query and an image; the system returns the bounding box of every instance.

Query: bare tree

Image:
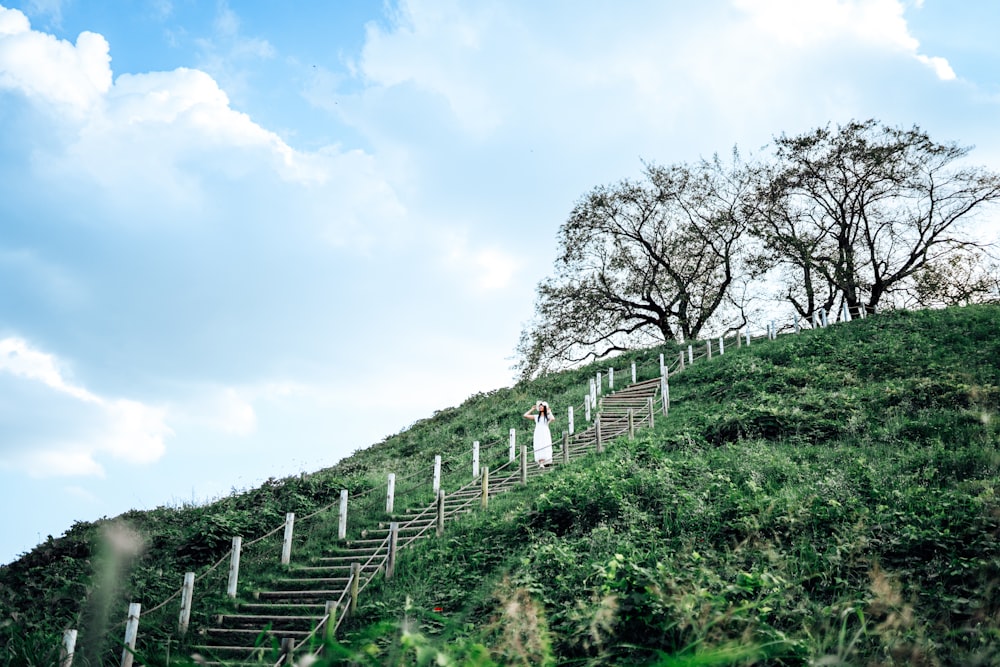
[753,119,1000,319]
[515,156,754,379]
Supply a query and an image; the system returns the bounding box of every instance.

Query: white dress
[533,414,553,463]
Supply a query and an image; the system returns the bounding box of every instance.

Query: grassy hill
[2,305,999,666]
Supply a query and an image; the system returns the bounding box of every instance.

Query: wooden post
[746,330,751,346]
[280,638,295,662]
[628,409,635,439]
[338,490,348,540]
[324,601,338,641]
[227,536,242,598]
[596,415,603,453]
[687,345,693,365]
[61,629,77,667]
[647,396,655,429]
[737,329,742,348]
[436,489,445,537]
[596,372,602,396]
[432,455,442,494]
[842,301,850,322]
[585,394,591,422]
[281,512,295,565]
[386,523,399,580]
[386,473,395,514]
[589,378,597,407]
[794,315,800,334]
[719,336,724,355]
[520,444,527,484]
[821,308,828,327]
[771,320,776,340]
[659,353,665,377]
[481,466,489,509]
[472,441,480,479]
[562,431,569,464]
[679,350,685,371]
[178,572,194,637]
[568,405,574,435]
[661,375,670,416]
[509,428,516,462]
[350,562,361,613]
[706,340,712,360]
[812,310,819,328]
[121,602,141,667]
[632,360,637,383]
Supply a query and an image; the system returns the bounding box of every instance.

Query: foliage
[516,154,755,378]
[756,118,1000,318]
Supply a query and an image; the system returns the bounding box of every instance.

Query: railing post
[562,431,569,465]
[589,379,597,408]
[609,367,614,389]
[659,353,664,377]
[61,629,77,667]
[520,444,527,484]
[386,523,399,580]
[178,572,194,637]
[794,315,801,334]
[647,396,655,429]
[812,310,819,328]
[120,602,141,667]
[737,329,742,348]
[585,394,592,422]
[472,441,480,479]
[227,536,242,598]
[679,350,685,371]
[281,512,295,565]
[746,329,751,346]
[628,408,635,439]
[432,454,442,495]
[280,638,295,662]
[706,340,712,360]
[719,336,724,355]
[386,473,395,514]
[661,375,670,417]
[436,489,445,537]
[596,371,602,396]
[633,360,638,383]
[596,415,603,453]
[509,428,516,462]
[481,466,489,509]
[338,489,348,540]
[687,345,693,365]
[821,307,828,327]
[324,601,338,641]
[350,562,360,613]
[771,320,776,340]
[568,405,575,435]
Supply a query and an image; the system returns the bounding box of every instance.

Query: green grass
[2,305,999,665]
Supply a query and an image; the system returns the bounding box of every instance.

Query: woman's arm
[523,408,535,419]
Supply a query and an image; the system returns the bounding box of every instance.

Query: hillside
[2,305,999,666]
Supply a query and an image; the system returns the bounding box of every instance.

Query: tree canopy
[516,120,1000,378]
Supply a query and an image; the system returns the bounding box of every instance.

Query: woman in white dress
[523,401,555,468]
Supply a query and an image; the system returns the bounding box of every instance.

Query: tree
[753,119,1000,319]
[515,156,754,379]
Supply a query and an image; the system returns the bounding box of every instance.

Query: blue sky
[1,0,999,565]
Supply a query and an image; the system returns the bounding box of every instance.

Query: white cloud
[439,232,521,292]
[0,6,110,114]
[0,337,172,476]
[733,0,955,80]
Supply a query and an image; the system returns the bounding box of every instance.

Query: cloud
[733,0,955,80]
[0,337,172,476]
[0,6,110,114]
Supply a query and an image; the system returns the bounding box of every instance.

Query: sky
[1,0,999,565]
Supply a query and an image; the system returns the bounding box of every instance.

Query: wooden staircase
[186,377,661,665]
